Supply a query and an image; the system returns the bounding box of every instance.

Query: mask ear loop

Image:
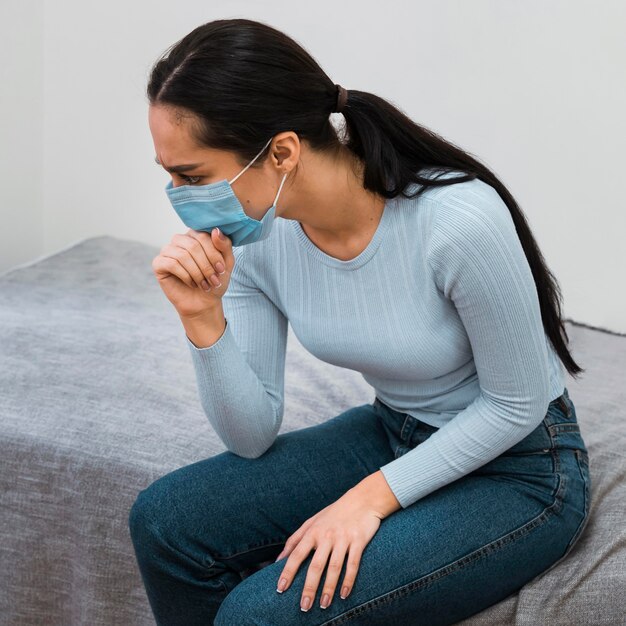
[228,136,274,185]
[273,172,289,209]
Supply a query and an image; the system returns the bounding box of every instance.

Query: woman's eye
[180,174,202,184]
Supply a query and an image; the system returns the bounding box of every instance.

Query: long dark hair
[147,18,583,378]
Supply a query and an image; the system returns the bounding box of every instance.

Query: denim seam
[215,539,287,561]
[548,424,580,434]
[321,469,567,625]
[138,516,230,593]
[541,419,554,447]
[552,448,563,481]
[565,450,591,553]
[504,449,551,456]
[399,414,411,441]
[532,450,591,577]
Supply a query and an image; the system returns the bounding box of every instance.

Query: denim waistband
[374,387,587,454]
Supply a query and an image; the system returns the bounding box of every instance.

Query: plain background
[1,0,624,333]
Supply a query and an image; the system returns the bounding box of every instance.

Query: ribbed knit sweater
[184,168,565,509]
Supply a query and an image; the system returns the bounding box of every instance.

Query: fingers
[276,535,315,595]
[161,242,217,292]
[298,541,332,612]
[337,543,361,600]
[317,542,351,609]
[276,517,315,563]
[152,255,197,290]
[155,227,235,297]
[209,228,236,277]
[276,537,355,612]
[172,229,231,290]
[188,227,234,273]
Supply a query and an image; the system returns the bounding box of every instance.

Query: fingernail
[201,279,210,290]
[216,227,226,240]
[341,586,349,599]
[277,578,287,593]
[215,261,225,274]
[321,593,330,609]
[300,596,311,612]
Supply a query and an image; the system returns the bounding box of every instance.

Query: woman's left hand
[274,486,385,612]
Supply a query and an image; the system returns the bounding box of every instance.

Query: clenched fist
[151,227,235,318]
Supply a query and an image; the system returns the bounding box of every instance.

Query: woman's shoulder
[405,166,498,202]
[403,167,510,229]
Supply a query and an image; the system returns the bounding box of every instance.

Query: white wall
[0,0,44,274]
[1,0,625,332]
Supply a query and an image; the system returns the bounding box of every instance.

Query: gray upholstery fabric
[0,234,624,625]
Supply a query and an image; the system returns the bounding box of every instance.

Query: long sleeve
[379,184,552,509]
[185,245,288,458]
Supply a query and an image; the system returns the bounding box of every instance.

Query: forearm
[182,308,283,458]
[351,470,402,519]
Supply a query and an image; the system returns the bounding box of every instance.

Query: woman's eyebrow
[154,156,204,173]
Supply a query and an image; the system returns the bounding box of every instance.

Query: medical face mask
[164,136,289,247]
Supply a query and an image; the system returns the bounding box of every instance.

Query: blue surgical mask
[164,136,289,246]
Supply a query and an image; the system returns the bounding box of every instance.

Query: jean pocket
[536,448,591,577]
[407,421,439,449]
[392,422,439,459]
[563,449,592,555]
[547,394,573,421]
[395,443,412,459]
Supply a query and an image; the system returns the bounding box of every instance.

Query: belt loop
[557,394,572,417]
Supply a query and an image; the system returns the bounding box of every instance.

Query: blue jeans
[128,386,591,625]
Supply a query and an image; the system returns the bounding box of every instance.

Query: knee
[214,569,292,626]
[214,584,255,626]
[128,480,168,551]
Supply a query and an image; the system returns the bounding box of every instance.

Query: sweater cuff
[185,318,230,353]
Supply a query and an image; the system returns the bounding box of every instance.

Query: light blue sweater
[185,168,565,509]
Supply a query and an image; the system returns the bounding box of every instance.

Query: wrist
[179,303,223,322]
[180,306,226,349]
[352,470,402,519]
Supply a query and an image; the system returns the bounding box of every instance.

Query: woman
[129,18,591,626]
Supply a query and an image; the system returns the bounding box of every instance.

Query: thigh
[130,401,394,584]
[214,398,590,625]
[214,455,578,626]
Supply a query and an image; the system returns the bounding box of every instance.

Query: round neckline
[290,196,395,270]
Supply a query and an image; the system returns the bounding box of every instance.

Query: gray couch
[1,235,624,625]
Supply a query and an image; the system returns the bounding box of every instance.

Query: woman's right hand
[151,227,235,319]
